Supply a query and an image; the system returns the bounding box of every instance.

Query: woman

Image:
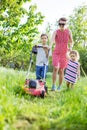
[50,17,73,91]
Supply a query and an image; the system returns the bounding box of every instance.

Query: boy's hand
[32,45,38,54]
[43,46,50,51]
[43,46,50,58]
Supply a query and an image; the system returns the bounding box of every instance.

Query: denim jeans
[36,65,48,80]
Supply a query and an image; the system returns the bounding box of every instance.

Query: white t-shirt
[36,44,49,66]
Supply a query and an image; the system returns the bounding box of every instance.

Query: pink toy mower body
[24,79,47,98]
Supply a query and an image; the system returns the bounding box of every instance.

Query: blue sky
[23,0,87,32]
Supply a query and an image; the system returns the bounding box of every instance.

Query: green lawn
[0,67,87,130]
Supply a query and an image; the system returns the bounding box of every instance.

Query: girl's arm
[77,63,80,79]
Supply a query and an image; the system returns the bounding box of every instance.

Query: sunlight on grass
[0,67,87,130]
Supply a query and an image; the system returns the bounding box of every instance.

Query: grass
[0,67,87,130]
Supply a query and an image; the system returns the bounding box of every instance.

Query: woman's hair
[70,50,80,60]
[58,17,67,22]
[41,34,48,38]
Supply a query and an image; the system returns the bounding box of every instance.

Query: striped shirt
[64,60,79,83]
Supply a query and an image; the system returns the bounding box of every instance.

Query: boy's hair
[58,17,67,22]
[70,50,80,60]
[41,34,48,38]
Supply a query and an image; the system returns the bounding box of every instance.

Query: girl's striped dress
[64,60,79,83]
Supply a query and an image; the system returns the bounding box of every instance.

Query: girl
[64,50,80,89]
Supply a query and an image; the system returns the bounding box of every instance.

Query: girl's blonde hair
[70,50,80,61]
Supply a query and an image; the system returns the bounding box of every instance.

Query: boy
[36,34,50,80]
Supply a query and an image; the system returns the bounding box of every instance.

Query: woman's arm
[69,30,74,50]
[50,31,56,49]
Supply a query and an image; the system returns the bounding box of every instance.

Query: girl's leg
[71,83,74,89]
[66,81,70,89]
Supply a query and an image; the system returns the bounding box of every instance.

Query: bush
[77,47,87,75]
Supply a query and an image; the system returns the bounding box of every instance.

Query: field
[0,67,87,130]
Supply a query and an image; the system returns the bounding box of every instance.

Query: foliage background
[0,1,87,74]
[0,0,44,70]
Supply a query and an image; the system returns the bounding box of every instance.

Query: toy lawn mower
[24,45,48,98]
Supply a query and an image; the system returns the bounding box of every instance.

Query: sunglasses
[59,23,65,26]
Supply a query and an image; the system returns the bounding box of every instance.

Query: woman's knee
[53,67,58,72]
[59,68,64,74]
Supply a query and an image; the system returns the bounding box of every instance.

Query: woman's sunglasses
[59,23,65,26]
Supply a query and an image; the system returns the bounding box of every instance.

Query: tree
[68,5,87,74]
[0,0,44,69]
[68,5,87,47]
